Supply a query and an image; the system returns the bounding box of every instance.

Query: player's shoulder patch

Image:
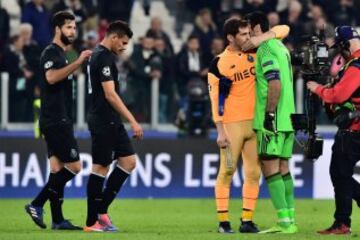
[102,66,111,76]
[44,61,54,70]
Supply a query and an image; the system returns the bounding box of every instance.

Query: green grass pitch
[0,199,359,240]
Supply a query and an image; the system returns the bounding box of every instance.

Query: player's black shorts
[89,122,135,167]
[41,123,80,163]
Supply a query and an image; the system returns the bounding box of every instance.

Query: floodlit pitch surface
[0,199,359,240]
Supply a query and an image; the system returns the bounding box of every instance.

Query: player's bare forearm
[215,121,225,135]
[106,92,137,124]
[102,81,137,124]
[215,121,229,148]
[46,61,81,84]
[46,50,91,85]
[266,80,281,112]
[102,81,143,139]
[270,25,290,39]
[241,25,290,51]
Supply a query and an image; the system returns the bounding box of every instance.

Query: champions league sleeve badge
[44,61,54,70]
[102,66,111,76]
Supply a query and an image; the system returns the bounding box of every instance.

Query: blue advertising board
[0,138,318,198]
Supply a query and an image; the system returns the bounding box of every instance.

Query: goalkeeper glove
[264,112,277,135]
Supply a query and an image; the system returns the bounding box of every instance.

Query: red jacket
[315,49,360,131]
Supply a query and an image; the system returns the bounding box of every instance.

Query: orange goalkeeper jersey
[208,48,256,123]
[208,25,290,123]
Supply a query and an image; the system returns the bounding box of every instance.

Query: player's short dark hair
[51,11,75,30]
[106,20,133,38]
[187,34,199,42]
[245,11,269,32]
[223,18,248,39]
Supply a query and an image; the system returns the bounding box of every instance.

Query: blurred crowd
[0,0,359,125]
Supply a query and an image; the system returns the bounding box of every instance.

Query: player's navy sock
[50,185,65,224]
[86,173,105,226]
[99,165,130,214]
[31,173,55,207]
[48,167,76,224]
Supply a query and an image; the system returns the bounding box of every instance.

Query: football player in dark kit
[84,20,143,232]
[25,11,92,230]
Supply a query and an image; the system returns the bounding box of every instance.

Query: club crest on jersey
[247,55,254,63]
[102,66,111,76]
[44,61,53,69]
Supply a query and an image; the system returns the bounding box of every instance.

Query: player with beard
[208,18,290,233]
[25,11,92,230]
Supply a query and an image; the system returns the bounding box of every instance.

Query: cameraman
[307,26,360,235]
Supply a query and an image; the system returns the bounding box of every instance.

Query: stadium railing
[0,71,336,134]
[0,72,178,132]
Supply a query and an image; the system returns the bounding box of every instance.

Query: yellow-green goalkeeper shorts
[256,130,295,159]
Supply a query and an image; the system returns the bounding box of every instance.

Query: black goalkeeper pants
[330,130,360,226]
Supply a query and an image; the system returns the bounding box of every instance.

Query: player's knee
[223,167,236,177]
[128,158,136,171]
[261,164,279,177]
[92,164,110,176]
[244,169,261,182]
[279,165,289,175]
[49,156,63,172]
[216,175,232,186]
[66,161,81,174]
[51,165,62,173]
[125,158,136,172]
[118,155,136,172]
[72,165,81,174]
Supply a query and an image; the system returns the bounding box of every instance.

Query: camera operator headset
[307,26,360,234]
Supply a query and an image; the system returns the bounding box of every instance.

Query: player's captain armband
[218,77,232,116]
[264,70,280,81]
